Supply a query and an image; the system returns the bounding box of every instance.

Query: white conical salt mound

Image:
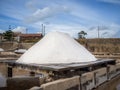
[17,31,97,64]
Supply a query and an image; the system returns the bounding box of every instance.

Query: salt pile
[0,48,4,52]
[14,49,27,54]
[17,31,96,64]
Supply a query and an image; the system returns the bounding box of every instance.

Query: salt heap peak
[17,31,97,64]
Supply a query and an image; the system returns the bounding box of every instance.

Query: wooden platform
[0,59,116,72]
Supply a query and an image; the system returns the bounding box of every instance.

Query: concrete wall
[1,63,120,90]
[40,76,80,90]
[0,67,120,90]
[77,38,120,53]
[1,71,120,90]
[95,74,120,90]
[1,38,120,53]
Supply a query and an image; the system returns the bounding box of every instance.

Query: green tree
[78,31,87,39]
[3,30,14,41]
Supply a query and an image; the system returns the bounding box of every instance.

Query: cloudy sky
[0,0,120,38]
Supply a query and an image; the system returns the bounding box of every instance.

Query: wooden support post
[107,66,110,81]
[79,74,82,90]
[7,66,13,77]
[93,72,97,88]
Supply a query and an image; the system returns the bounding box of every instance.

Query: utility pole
[41,24,45,36]
[97,26,100,52]
[98,26,100,38]
[41,24,44,36]
[43,25,45,36]
[26,28,28,34]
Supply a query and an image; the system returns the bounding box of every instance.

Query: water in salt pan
[17,31,97,64]
[0,73,6,87]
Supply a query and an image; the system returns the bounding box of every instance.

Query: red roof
[19,34,42,37]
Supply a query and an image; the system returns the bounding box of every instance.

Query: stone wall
[1,63,120,90]
[95,74,120,90]
[7,77,40,90]
[40,76,80,90]
[1,38,120,53]
[77,38,120,53]
[0,42,34,51]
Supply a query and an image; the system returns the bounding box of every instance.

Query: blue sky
[0,0,120,38]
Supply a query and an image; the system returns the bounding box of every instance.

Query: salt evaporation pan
[17,31,97,64]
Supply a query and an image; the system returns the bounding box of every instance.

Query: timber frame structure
[0,59,116,79]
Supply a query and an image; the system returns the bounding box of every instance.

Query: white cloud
[23,0,120,38]
[12,26,27,33]
[46,24,81,37]
[0,30,4,33]
[68,2,108,25]
[26,0,109,25]
[32,22,87,38]
[30,22,120,38]
[46,23,120,38]
[25,0,112,25]
[25,6,70,23]
[26,0,38,11]
[87,24,120,38]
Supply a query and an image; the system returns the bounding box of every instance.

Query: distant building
[13,32,22,42]
[18,33,43,42]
